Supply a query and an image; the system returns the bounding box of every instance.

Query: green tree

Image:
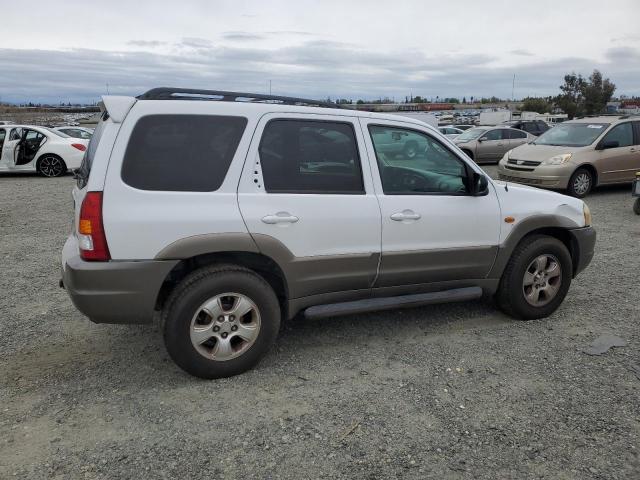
[356,99,365,105]
[521,96,553,114]
[582,70,616,115]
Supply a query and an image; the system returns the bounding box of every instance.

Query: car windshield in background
[534,123,609,147]
[455,128,487,142]
[44,127,70,138]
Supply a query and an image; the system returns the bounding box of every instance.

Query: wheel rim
[189,293,261,361]
[522,254,562,307]
[40,156,64,177]
[572,172,591,195]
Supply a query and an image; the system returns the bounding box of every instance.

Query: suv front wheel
[163,265,281,379]
[497,235,572,320]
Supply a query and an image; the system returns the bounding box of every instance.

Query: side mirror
[471,172,489,196]
[478,137,487,142]
[597,140,619,150]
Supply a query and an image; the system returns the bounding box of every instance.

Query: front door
[238,114,382,299]
[361,119,501,289]
[597,121,640,183]
[476,128,511,161]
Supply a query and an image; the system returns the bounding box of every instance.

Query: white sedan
[438,126,465,139]
[0,125,88,177]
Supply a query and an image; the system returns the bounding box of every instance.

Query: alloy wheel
[522,254,562,307]
[189,293,261,361]
[572,172,591,196]
[40,156,64,177]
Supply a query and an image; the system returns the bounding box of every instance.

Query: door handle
[261,212,299,224]
[391,210,421,221]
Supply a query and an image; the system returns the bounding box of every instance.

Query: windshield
[44,127,70,138]
[455,127,488,142]
[534,123,609,147]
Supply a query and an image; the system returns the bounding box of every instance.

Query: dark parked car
[502,120,550,137]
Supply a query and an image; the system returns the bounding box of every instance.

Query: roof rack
[618,113,640,119]
[137,87,340,109]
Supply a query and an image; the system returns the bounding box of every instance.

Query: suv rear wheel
[497,235,572,320]
[163,265,281,379]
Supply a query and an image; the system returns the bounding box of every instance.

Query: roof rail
[575,113,621,119]
[618,113,640,119]
[137,87,340,109]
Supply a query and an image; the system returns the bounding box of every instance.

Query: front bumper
[61,237,178,324]
[497,163,572,189]
[568,226,596,276]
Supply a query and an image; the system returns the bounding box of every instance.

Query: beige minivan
[497,115,640,197]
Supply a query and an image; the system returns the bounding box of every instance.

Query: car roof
[567,116,631,124]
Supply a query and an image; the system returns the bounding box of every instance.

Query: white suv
[61,88,596,379]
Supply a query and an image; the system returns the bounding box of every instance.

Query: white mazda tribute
[61,88,596,379]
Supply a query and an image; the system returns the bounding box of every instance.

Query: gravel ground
[1,166,639,479]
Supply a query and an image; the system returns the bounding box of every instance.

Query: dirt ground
[1,166,639,479]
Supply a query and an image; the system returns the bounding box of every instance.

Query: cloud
[0,41,638,103]
[127,40,166,48]
[221,31,265,41]
[510,49,534,56]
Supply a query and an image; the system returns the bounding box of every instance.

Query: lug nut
[229,315,235,321]
[213,326,220,332]
[221,332,228,339]
[217,316,224,321]
[231,325,238,331]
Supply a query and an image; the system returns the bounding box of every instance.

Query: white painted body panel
[237,112,381,258]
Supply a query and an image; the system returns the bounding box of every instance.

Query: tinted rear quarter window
[122,114,247,192]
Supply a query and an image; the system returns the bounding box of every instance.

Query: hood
[508,142,585,161]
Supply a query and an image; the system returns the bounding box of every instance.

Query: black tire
[497,235,572,320]
[163,264,281,379]
[567,167,593,198]
[37,154,67,177]
[634,198,640,215]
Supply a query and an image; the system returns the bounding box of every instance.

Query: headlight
[504,150,511,161]
[542,153,572,165]
[583,203,592,226]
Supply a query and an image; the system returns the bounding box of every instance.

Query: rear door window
[509,129,527,139]
[121,114,247,192]
[258,120,364,194]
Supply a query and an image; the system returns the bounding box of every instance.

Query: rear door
[237,113,381,299]
[508,128,529,148]
[476,128,510,160]
[0,127,21,167]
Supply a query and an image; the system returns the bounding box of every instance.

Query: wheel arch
[35,152,66,171]
[489,216,584,279]
[572,163,598,187]
[155,249,289,319]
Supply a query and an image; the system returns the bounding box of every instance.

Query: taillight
[72,143,87,151]
[78,192,110,261]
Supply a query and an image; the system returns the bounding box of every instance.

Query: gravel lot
[1,166,639,479]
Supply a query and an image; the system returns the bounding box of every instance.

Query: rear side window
[122,114,247,192]
[509,129,527,139]
[258,119,364,194]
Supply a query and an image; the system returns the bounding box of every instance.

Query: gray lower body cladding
[62,255,178,324]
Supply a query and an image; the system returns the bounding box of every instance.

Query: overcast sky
[1,0,639,103]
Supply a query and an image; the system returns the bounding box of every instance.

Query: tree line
[336,69,625,118]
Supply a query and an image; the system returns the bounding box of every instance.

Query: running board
[304,286,483,319]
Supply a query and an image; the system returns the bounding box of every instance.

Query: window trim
[367,123,474,197]
[258,118,366,195]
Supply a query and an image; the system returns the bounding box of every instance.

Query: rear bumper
[62,247,178,324]
[569,226,596,276]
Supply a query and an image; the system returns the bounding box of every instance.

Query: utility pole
[106,83,110,95]
[512,74,515,101]
[269,80,272,95]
